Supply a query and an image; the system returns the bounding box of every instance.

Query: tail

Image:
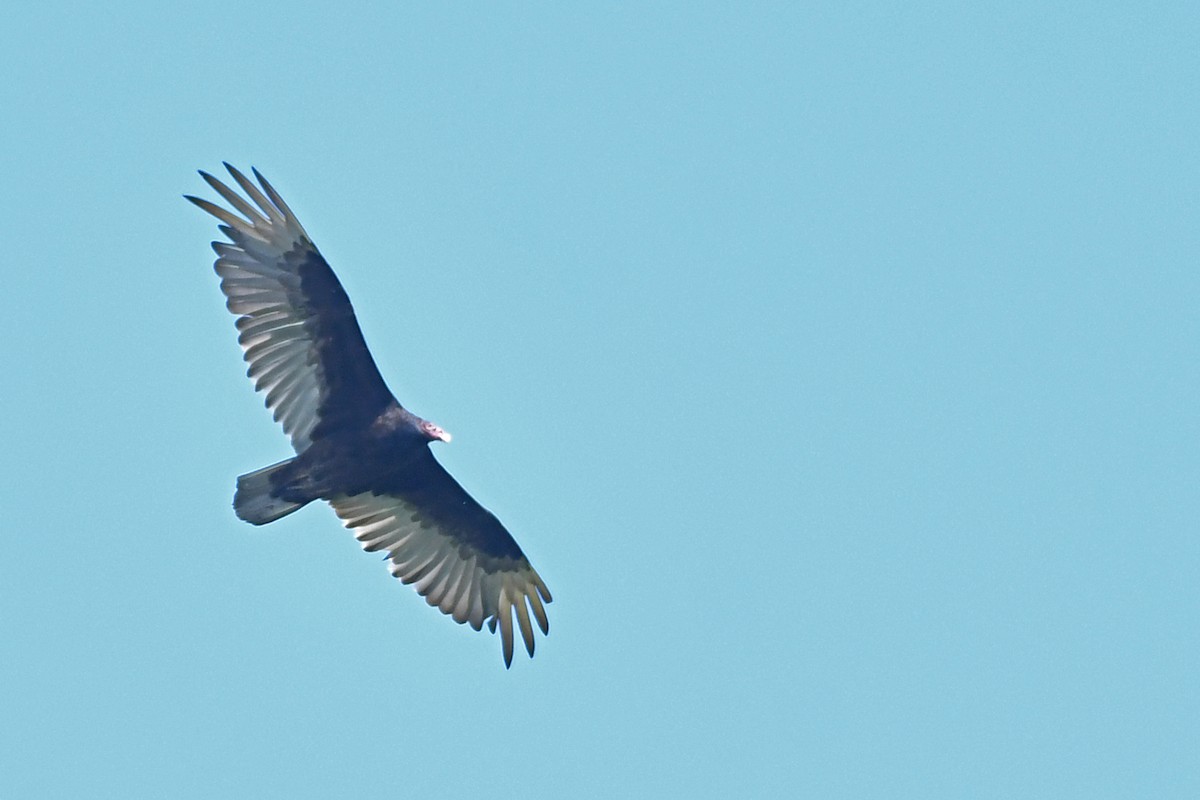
[234,458,309,525]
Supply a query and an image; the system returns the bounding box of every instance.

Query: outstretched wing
[187,164,395,451]
[329,451,553,667]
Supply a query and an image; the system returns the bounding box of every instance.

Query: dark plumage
[187,164,550,666]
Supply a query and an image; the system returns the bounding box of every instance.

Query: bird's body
[187,164,550,666]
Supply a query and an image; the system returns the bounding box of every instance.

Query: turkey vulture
[186,164,551,667]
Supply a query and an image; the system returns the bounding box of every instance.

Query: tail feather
[234,458,307,525]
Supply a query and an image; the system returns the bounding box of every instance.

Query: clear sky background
[2,3,1196,798]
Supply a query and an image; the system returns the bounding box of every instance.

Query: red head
[419,419,452,443]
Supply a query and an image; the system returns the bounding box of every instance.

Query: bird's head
[419,419,452,443]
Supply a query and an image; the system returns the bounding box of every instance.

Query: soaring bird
[187,164,551,667]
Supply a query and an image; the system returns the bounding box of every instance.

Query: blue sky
[2,3,1196,797]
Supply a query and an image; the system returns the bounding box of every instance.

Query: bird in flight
[187,164,551,667]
